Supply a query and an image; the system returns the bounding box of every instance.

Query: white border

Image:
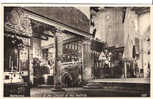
[1,0,152,4]
[1,4,152,99]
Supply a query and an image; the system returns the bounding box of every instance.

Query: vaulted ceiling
[24,7,90,33]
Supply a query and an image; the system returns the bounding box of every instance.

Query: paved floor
[89,78,150,84]
[30,87,149,97]
[31,87,87,97]
[30,78,150,97]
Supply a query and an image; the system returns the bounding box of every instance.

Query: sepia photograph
[3,5,150,97]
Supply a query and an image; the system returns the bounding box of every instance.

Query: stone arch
[61,72,73,88]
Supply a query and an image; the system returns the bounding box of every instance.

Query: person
[99,50,106,68]
[108,52,112,68]
[78,74,82,86]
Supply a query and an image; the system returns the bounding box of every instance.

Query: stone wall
[92,8,124,47]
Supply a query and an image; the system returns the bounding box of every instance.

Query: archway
[61,72,73,88]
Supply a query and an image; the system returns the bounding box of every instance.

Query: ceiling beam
[23,8,92,39]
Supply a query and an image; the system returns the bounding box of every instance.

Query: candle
[9,56,11,69]
[11,61,13,72]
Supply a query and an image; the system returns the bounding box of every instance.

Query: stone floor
[30,78,150,97]
[30,87,87,97]
[89,78,150,84]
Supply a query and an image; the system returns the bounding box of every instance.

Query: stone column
[82,40,94,81]
[54,32,63,88]
[29,38,34,85]
[143,38,150,78]
[124,61,127,78]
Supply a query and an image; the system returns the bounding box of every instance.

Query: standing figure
[99,50,106,68]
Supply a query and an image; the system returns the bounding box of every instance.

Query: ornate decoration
[5,8,32,37]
